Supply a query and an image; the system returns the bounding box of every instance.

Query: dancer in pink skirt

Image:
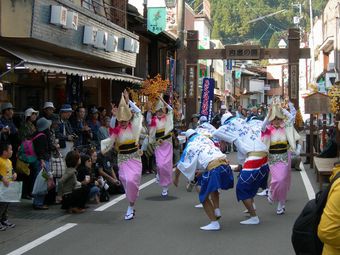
[261,101,300,215]
[149,97,173,197]
[101,90,142,220]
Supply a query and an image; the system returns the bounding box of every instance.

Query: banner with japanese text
[147,7,166,34]
[199,78,215,122]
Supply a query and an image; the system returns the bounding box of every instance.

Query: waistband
[156,133,172,141]
[118,142,138,154]
[207,157,229,171]
[247,151,268,158]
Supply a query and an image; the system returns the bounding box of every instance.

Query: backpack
[291,172,340,255]
[18,133,45,163]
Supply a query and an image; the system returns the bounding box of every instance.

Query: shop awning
[0,44,143,85]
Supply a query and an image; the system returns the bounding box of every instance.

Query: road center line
[299,162,315,200]
[6,223,77,255]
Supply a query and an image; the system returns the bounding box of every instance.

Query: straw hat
[268,104,286,122]
[116,94,132,122]
[155,99,165,111]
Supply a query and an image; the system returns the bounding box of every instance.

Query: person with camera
[101,90,143,220]
[70,106,93,148]
[57,104,76,158]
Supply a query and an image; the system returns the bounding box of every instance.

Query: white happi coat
[177,134,226,181]
[213,117,268,164]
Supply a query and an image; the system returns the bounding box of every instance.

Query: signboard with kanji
[304,92,330,114]
[225,45,260,60]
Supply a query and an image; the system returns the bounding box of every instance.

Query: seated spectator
[96,149,124,195]
[77,154,100,204]
[97,116,111,142]
[317,130,337,158]
[57,150,88,213]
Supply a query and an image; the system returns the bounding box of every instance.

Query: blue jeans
[33,160,50,207]
[89,186,100,199]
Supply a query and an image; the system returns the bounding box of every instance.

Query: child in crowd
[0,143,17,231]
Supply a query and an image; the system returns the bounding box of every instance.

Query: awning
[0,44,143,85]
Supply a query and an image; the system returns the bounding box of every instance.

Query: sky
[128,0,166,15]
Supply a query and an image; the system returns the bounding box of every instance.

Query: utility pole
[176,0,185,120]
[308,0,314,84]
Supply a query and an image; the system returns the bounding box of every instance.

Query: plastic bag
[0,182,22,202]
[32,169,48,196]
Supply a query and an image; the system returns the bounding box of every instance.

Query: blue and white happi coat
[177,134,226,181]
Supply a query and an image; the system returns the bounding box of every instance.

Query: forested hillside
[186,0,327,47]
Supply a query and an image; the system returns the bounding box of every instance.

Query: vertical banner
[169,58,176,103]
[147,7,166,35]
[200,78,215,122]
[66,75,83,104]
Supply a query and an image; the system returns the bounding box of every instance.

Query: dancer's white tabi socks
[240,216,260,225]
[214,208,222,219]
[200,221,220,231]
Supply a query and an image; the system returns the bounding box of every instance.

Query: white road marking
[6,223,77,255]
[299,162,315,200]
[94,178,156,211]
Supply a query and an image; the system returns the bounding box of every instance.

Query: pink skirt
[118,159,142,203]
[155,141,173,187]
[269,158,291,203]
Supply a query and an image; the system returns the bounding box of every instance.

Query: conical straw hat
[155,99,164,111]
[117,94,132,122]
[268,104,286,122]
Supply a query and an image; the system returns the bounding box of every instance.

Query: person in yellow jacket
[318,163,340,255]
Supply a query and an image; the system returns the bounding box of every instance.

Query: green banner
[147,7,166,35]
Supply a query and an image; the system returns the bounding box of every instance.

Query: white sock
[127,206,134,215]
[214,208,222,218]
[253,203,256,210]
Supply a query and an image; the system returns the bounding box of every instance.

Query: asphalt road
[2,153,313,255]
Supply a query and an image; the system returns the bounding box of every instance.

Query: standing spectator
[0,143,17,231]
[32,118,54,210]
[70,106,92,147]
[57,150,88,213]
[241,108,248,119]
[97,116,111,142]
[211,105,227,128]
[0,102,19,167]
[87,107,101,143]
[41,102,56,121]
[97,106,107,125]
[57,104,75,158]
[318,164,340,255]
[18,107,39,199]
[235,105,243,118]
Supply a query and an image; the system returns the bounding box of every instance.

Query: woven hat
[116,94,132,122]
[268,104,286,122]
[155,99,164,111]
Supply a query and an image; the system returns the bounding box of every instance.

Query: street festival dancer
[261,101,300,215]
[173,129,234,231]
[149,97,173,197]
[213,112,269,225]
[101,91,142,220]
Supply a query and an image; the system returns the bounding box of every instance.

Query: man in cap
[213,112,269,225]
[41,102,57,121]
[0,102,19,166]
[101,90,143,220]
[57,104,75,157]
[173,129,234,231]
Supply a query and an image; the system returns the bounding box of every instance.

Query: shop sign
[147,7,166,34]
[83,26,98,45]
[123,38,139,53]
[50,5,67,26]
[200,78,214,122]
[95,31,108,49]
[106,35,118,52]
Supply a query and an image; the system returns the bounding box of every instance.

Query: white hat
[199,116,207,123]
[182,129,196,138]
[24,108,39,117]
[155,100,165,111]
[221,112,233,125]
[43,102,55,109]
[221,105,227,110]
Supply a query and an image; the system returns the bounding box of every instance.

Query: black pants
[61,186,89,210]
[306,134,319,162]
[0,202,9,222]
